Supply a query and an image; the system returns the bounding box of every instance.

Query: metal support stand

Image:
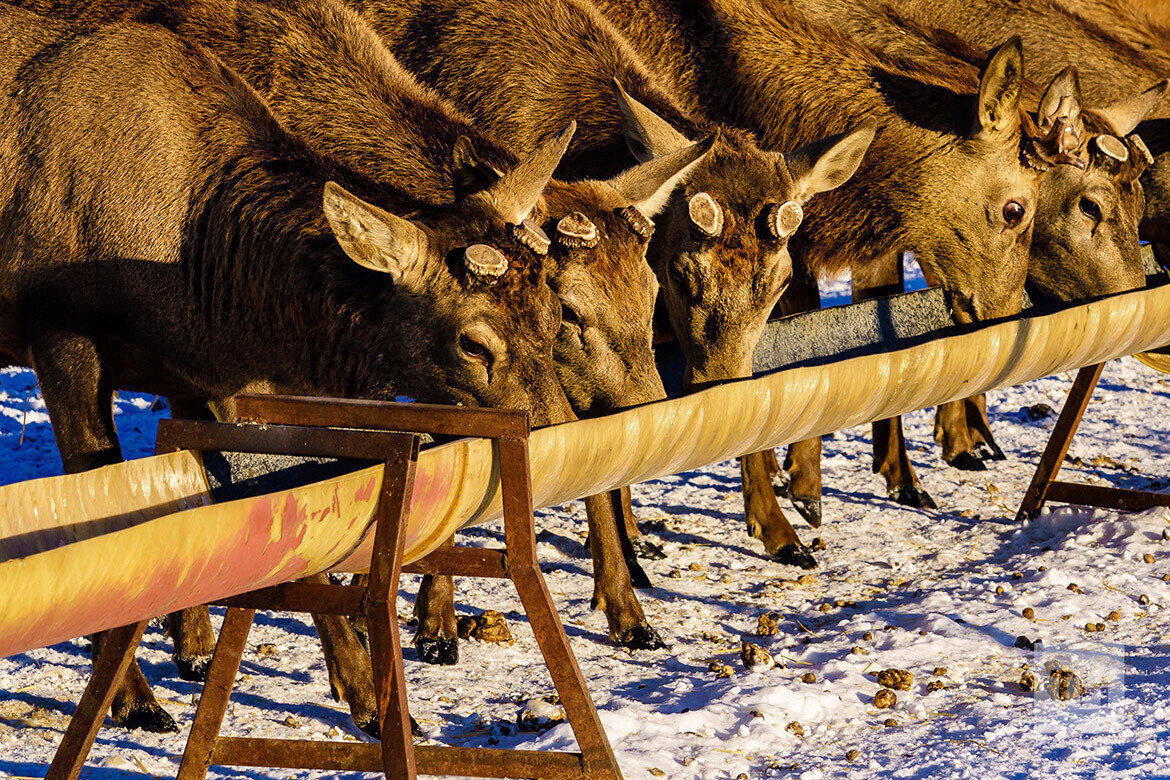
[46,394,622,780]
[1017,362,1170,519]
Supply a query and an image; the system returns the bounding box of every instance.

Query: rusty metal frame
[45,394,622,780]
[1017,363,1170,519]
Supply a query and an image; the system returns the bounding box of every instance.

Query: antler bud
[688,192,723,238]
[464,244,508,278]
[555,212,600,249]
[510,219,551,255]
[767,201,804,239]
[617,205,654,239]
[1094,134,1129,164]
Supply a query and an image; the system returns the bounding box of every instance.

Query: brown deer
[612,0,1166,538]
[348,0,874,668]
[0,4,577,734]
[12,1,714,698]
[574,0,1045,563]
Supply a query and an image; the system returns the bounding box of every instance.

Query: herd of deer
[0,0,1166,742]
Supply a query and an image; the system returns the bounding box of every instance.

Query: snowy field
[2,275,1170,779]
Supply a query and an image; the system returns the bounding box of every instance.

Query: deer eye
[1079,196,1102,224]
[561,304,584,331]
[1003,200,1026,227]
[459,334,492,370]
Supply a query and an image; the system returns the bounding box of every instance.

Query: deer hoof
[117,702,178,733]
[626,555,654,590]
[354,714,381,739]
[773,543,818,569]
[617,623,667,651]
[631,537,668,560]
[947,452,988,471]
[788,496,823,528]
[416,636,459,666]
[890,486,937,509]
[174,653,212,682]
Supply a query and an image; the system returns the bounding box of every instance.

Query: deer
[0,3,578,736]
[827,0,1170,259]
[11,2,714,735]
[508,0,1043,568]
[594,0,1168,545]
[348,0,876,657]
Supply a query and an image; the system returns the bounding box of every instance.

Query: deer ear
[480,122,574,224]
[323,181,432,292]
[452,136,503,201]
[1037,67,1083,133]
[786,121,877,203]
[612,78,693,162]
[607,134,715,217]
[1094,79,1169,135]
[972,37,1024,140]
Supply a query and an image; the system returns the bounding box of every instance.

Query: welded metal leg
[498,437,622,780]
[46,620,150,780]
[365,453,419,779]
[177,608,255,780]
[1016,363,1105,520]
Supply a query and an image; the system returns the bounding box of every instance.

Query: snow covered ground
[2,278,1170,779]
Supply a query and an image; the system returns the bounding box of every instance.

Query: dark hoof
[626,556,654,590]
[118,702,178,733]
[174,654,212,682]
[773,544,818,569]
[890,486,937,509]
[631,537,668,560]
[415,636,459,666]
[973,441,1006,461]
[789,496,823,528]
[412,716,423,737]
[947,452,988,471]
[617,623,668,651]
[355,714,381,739]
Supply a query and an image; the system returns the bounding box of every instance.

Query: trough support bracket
[46,394,622,780]
[1017,361,1170,519]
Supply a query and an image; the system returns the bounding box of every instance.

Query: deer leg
[413,537,459,666]
[964,394,1005,461]
[296,574,382,737]
[31,327,177,733]
[583,494,665,650]
[769,266,826,527]
[782,439,823,528]
[740,453,816,568]
[873,417,936,509]
[168,607,216,682]
[933,400,986,471]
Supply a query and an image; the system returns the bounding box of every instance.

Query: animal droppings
[709,661,735,678]
[850,645,869,655]
[877,669,914,690]
[926,680,946,693]
[810,537,827,551]
[933,667,948,677]
[461,611,513,643]
[1025,403,1055,420]
[786,721,805,737]
[1020,671,1039,692]
[1107,610,1122,621]
[846,749,861,762]
[516,695,565,733]
[741,642,776,670]
[1140,594,1152,605]
[1068,583,1084,594]
[873,689,897,709]
[883,717,898,727]
[996,586,1006,595]
[757,613,780,636]
[255,643,278,657]
[862,631,874,641]
[1144,553,1156,564]
[1045,668,1087,701]
[1022,607,1035,620]
[801,672,817,684]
